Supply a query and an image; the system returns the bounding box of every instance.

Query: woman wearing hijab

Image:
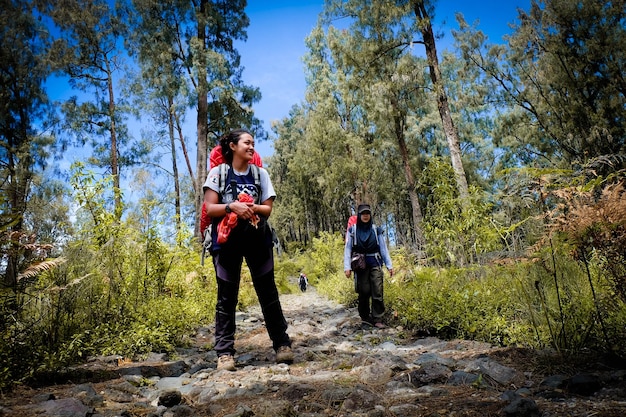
[343,204,394,328]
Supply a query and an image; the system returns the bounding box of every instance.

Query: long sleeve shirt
[343,225,393,271]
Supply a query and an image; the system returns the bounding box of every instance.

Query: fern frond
[17,257,67,282]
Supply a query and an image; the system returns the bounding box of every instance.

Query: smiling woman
[202,128,293,370]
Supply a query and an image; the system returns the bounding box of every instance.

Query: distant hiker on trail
[344,204,394,329]
[298,273,308,292]
[203,128,293,371]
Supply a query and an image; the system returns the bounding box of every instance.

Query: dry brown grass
[547,181,626,301]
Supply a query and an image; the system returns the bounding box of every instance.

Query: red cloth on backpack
[216,193,259,244]
[347,215,357,230]
[200,147,263,235]
[345,215,357,243]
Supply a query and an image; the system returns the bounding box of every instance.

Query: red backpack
[345,215,357,243]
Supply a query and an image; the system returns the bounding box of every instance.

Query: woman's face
[230,133,255,162]
[360,212,371,223]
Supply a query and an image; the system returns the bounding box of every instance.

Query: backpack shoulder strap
[217,163,229,196]
[250,164,262,203]
[372,225,383,264]
[250,164,261,186]
[373,224,379,243]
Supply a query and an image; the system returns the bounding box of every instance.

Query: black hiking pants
[212,226,291,356]
[355,265,385,323]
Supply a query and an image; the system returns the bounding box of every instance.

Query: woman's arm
[343,228,353,276]
[203,188,229,217]
[377,230,394,275]
[251,198,274,218]
[204,187,272,221]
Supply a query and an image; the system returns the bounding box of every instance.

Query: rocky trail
[2,282,626,417]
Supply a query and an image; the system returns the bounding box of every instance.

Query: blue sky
[237,0,532,159]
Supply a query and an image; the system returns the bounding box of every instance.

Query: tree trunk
[175,112,196,191]
[168,96,182,234]
[4,153,27,288]
[195,0,209,239]
[106,63,122,219]
[413,0,469,201]
[391,97,425,250]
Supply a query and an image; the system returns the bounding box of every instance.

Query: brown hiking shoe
[275,345,294,364]
[217,354,236,371]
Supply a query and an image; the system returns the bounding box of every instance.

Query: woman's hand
[230,201,255,220]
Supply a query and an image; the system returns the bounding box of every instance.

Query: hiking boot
[275,345,294,364]
[217,354,236,371]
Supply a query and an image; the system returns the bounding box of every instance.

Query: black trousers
[355,265,385,322]
[212,226,291,356]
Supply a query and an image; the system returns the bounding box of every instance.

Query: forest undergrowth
[1,180,625,394]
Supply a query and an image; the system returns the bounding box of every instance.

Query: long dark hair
[219,128,252,164]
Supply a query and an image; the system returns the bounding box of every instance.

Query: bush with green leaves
[515,235,626,354]
[386,265,529,345]
[420,158,502,266]
[0,166,220,390]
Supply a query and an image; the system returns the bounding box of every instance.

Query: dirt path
[2,283,625,417]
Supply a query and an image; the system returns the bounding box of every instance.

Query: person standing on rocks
[203,128,293,371]
[344,204,394,328]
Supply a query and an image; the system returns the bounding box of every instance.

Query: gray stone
[35,398,93,417]
[158,389,182,407]
[448,370,480,386]
[566,373,602,396]
[502,397,540,417]
[388,404,423,417]
[464,357,520,385]
[414,352,454,367]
